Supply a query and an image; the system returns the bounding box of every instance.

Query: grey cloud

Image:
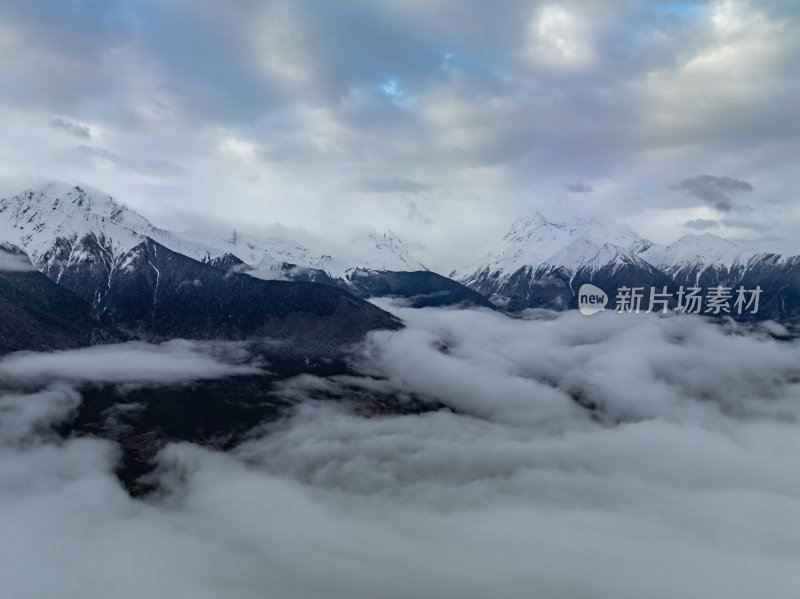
[404,198,431,224]
[349,177,432,194]
[683,218,719,230]
[50,118,90,139]
[564,182,593,193]
[1,1,800,275]
[733,233,786,246]
[76,145,117,162]
[0,340,262,386]
[76,145,185,177]
[673,175,754,211]
[720,218,771,232]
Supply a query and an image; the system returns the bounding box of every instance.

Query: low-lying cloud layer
[0,339,263,386]
[1,305,799,598]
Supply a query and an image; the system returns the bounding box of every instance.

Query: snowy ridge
[0,183,426,284]
[642,233,745,271]
[179,227,426,281]
[178,228,322,279]
[0,183,230,276]
[0,185,145,269]
[452,212,653,282]
[320,230,426,279]
[449,212,800,316]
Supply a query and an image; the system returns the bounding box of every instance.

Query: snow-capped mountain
[644,233,744,270]
[0,184,402,343]
[452,213,800,320]
[641,233,747,287]
[179,227,426,282]
[0,183,484,338]
[0,183,428,285]
[640,232,800,298]
[451,213,652,281]
[330,229,426,277]
[645,234,800,322]
[452,213,668,310]
[0,242,119,353]
[170,222,481,307]
[5,184,797,323]
[0,184,147,274]
[0,183,231,276]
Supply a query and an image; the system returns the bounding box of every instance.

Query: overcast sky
[1,0,798,269]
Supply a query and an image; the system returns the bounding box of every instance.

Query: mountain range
[0,185,407,354]
[1,184,798,356]
[453,212,800,322]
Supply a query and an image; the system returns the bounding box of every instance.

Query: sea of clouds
[1,305,799,598]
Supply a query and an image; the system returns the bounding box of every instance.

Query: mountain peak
[453,211,653,281]
[643,232,744,269]
[675,231,736,244]
[338,228,426,275]
[506,212,556,237]
[505,212,624,240]
[29,182,125,218]
[0,183,236,272]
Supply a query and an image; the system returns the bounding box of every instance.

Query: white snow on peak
[452,212,652,280]
[0,184,227,269]
[642,233,745,270]
[0,185,145,266]
[178,228,323,276]
[0,182,427,283]
[325,229,427,278]
[178,226,426,280]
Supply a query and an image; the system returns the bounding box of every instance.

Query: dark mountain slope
[43,237,402,349]
[0,245,119,354]
[345,269,496,309]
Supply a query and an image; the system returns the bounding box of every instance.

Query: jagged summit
[504,212,553,235]
[179,225,426,281]
[2,185,799,322]
[450,211,799,318]
[0,185,145,266]
[0,183,404,347]
[0,184,229,271]
[33,182,123,215]
[643,232,744,270]
[450,212,665,311]
[452,212,651,281]
[0,183,428,285]
[335,228,427,276]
